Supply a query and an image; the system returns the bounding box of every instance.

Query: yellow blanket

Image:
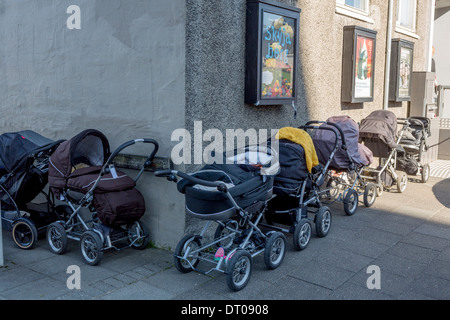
[276,127,319,173]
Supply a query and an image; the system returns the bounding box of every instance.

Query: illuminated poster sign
[245,0,300,106]
[389,39,414,102]
[341,26,377,103]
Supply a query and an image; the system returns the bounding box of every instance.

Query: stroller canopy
[0,130,55,173]
[359,110,398,149]
[49,129,110,179]
[312,116,373,169]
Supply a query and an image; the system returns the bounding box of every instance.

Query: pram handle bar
[104,138,159,168]
[304,121,347,150]
[83,139,159,197]
[155,169,229,192]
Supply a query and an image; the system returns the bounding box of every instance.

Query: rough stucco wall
[184,0,308,234]
[185,0,309,134]
[0,0,186,248]
[183,0,431,234]
[297,0,431,123]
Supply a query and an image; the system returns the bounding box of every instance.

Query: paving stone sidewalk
[1,175,450,300]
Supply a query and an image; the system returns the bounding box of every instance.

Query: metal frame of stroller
[155,169,287,292]
[46,138,159,265]
[359,120,409,196]
[310,121,378,216]
[397,116,431,183]
[0,135,64,250]
[260,123,342,251]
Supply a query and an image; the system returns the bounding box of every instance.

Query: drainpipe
[427,0,436,72]
[383,0,394,110]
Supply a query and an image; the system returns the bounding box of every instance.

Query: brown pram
[359,110,409,196]
[47,129,159,265]
[312,116,376,216]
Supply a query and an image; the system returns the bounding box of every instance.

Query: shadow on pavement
[432,178,450,208]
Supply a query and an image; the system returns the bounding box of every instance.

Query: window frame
[335,0,374,24]
[395,0,419,38]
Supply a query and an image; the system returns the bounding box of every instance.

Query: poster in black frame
[389,39,414,102]
[245,0,301,106]
[341,26,377,103]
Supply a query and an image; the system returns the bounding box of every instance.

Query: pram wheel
[396,172,408,193]
[343,189,358,216]
[214,220,238,249]
[315,206,332,237]
[376,185,384,197]
[264,232,286,269]
[421,164,430,183]
[325,178,339,200]
[12,217,38,250]
[46,222,68,254]
[226,250,252,292]
[80,230,104,266]
[363,183,377,207]
[293,219,311,251]
[127,221,150,250]
[174,234,202,273]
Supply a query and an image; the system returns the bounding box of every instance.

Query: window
[397,0,417,31]
[344,0,367,11]
[335,0,373,24]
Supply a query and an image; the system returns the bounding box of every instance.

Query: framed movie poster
[389,39,414,102]
[245,0,301,106]
[341,26,377,103]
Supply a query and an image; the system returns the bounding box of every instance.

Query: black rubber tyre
[46,222,68,255]
[12,217,38,250]
[263,232,286,270]
[326,177,339,200]
[80,230,104,266]
[421,164,430,183]
[376,184,384,197]
[363,183,377,207]
[127,221,150,250]
[226,250,252,292]
[315,206,332,238]
[397,172,408,193]
[174,235,201,273]
[293,219,311,251]
[343,189,358,216]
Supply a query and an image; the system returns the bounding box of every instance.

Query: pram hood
[0,130,55,173]
[275,127,319,173]
[177,145,278,217]
[359,110,398,148]
[49,129,110,180]
[312,116,373,169]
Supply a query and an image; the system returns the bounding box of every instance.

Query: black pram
[0,130,64,249]
[155,145,286,292]
[396,116,431,183]
[359,110,409,195]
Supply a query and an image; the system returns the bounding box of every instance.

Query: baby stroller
[396,117,431,183]
[262,126,335,251]
[155,145,284,292]
[47,129,159,265]
[359,110,409,196]
[0,130,64,249]
[311,116,376,216]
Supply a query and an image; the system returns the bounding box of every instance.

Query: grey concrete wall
[434,9,450,118]
[438,129,450,160]
[0,0,186,248]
